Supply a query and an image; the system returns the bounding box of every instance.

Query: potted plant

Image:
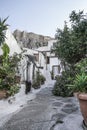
[72,72,87,127]
[73,72,87,92]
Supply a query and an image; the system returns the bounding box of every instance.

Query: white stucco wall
[50,57,60,71]
[36,46,49,52]
[0,29,21,56]
[39,52,45,67]
[38,52,46,74]
[23,48,38,56]
[5,29,21,56]
[48,40,57,49]
[29,64,34,82]
[20,57,27,81]
[46,52,50,56]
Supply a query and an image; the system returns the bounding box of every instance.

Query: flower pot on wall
[78,93,87,125]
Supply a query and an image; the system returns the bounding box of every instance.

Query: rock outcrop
[13,30,54,49]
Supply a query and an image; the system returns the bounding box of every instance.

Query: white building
[21,48,40,82]
[36,40,64,79]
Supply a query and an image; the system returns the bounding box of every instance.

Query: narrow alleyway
[0,75,83,130]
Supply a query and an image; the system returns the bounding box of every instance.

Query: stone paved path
[0,82,83,130]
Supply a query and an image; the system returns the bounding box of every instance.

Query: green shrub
[0,18,21,97]
[32,80,41,89]
[75,58,87,74]
[7,85,19,96]
[52,69,75,97]
[0,44,21,96]
[32,71,46,89]
[53,58,87,97]
[40,74,46,84]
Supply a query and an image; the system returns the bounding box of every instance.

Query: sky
[0,0,87,37]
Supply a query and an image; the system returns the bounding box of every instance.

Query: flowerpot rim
[78,93,87,100]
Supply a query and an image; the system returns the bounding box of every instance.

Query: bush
[53,58,87,97]
[0,18,21,97]
[32,71,46,89]
[40,74,46,84]
[52,69,75,97]
[75,58,87,74]
[0,44,21,97]
[32,80,41,89]
[7,85,19,96]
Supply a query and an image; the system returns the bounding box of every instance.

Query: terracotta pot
[0,90,7,99]
[78,93,87,124]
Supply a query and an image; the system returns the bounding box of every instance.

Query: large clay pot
[78,93,87,125]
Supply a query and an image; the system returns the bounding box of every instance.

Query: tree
[55,10,87,65]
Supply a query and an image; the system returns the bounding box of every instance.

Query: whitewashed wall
[46,52,50,56]
[38,52,46,74]
[20,57,27,82]
[39,52,45,66]
[48,40,57,49]
[50,57,64,78]
[5,29,21,56]
[50,57,60,71]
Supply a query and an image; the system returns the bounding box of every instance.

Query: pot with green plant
[72,72,87,95]
[72,72,87,127]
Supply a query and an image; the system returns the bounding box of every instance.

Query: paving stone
[61,104,78,114]
[52,102,63,107]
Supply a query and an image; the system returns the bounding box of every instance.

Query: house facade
[36,40,64,79]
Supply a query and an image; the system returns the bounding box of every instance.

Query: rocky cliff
[13,30,54,49]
